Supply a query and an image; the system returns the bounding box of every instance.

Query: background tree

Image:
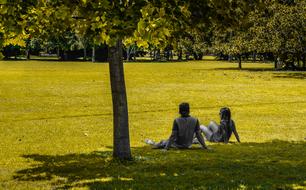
[248,0,306,69]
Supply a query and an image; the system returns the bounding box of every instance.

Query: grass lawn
[0,60,305,189]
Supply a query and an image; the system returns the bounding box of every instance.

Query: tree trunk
[155,49,160,61]
[170,50,173,61]
[198,53,203,60]
[108,39,131,160]
[153,48,156,61]
[150,50,153,61]
[274,55,278,69]
[253,52,256,62]
[297,55,300,68]
[165,50,170,61]
[25,39,30,60]
[133,50,136,61]
[127,46,131,61]
[185,52,189,61]
[178,50,182,61]
[57,47,60,59]
[238,55,242,69]
[83,47,87,61]
[64,50,68,61]
[274,59,277,69]
[303,55,305,69]
[25,49,30,60]
[92,45,95,62]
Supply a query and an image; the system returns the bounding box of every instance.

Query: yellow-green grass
[0,60,305,189]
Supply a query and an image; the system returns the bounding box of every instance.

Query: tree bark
[57,47,60,59]
[25,49,30,60]
[170,50,173,61]
[274,59,277,70]
[274,54,278,69]
[238,54,242,69]
[185,52,189,61]
[64,50,68,61]
[92,45,95,62]
[198,53,203,60]
[178,50,182,61]
[83,47,87,61]
[25,39,30,60]
[153,48,156,61]
[193,53,198,60]
[108,39,131,160]
[26,40,30,60]
[155,49,160,61]
[150,50,153,61]
[228,55,232,61]
[165,50,170,61]
[127,46,131,61]
[253,52,256,62]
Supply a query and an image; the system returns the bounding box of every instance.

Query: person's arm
[195,120,208,149]
[231,120,240,143]
[164,120,178,150]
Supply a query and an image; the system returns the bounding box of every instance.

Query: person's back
[174,116,198,148]
[221,119,236,142]
[164,103,208,150]
[213,119,236,142]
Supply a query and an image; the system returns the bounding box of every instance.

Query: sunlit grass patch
[0,60,305,189]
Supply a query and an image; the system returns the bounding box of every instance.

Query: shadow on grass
[212,67,275,72]
[273,72,306,80]
[211,67,306,74]
[2,58,108,63]
[14,141,306,189]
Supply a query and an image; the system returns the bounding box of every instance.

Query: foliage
[1,0,304,66]
[211,0,306,68]
[131,1,189,49]
[248,0,306,58]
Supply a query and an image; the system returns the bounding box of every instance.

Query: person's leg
[200,125,213,141]
[208,121,219,133]
[153,140,169,149]
[145,139,156,145]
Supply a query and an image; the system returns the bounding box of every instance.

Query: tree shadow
[14,141,306,189]
[212,67,275,72]
[273,72,306,80]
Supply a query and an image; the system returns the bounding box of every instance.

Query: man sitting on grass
[145,102,209,150]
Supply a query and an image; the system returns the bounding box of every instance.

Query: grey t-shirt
[168,116,200,148]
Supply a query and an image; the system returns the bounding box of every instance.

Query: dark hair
[179,102,190,116]
[219,107,231,121]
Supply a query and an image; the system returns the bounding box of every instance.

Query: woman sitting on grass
[200,107,240,143]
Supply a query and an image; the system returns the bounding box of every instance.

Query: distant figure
[200,107,240,143]
[145,103,209,150]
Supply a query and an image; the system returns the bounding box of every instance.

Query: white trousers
[200,121,219,141]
